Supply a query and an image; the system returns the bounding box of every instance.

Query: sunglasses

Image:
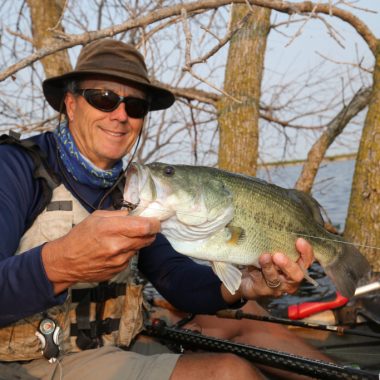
[76,89,150,119]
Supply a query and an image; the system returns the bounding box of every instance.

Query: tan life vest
[0,184,145,361]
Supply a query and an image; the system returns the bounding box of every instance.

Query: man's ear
[64,92,77,121]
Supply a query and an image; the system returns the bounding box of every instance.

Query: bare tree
[345,49,380,271]
[217,4,270,176]
[295,86,371,193]
[0,0,378,268]
[26,0,71,77]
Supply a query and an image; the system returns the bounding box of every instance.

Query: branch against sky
[0,0,377,82]
[0,0,376,166]
[295,86,372,193]
[1,0,379,272]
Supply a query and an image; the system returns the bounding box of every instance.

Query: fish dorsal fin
[211,261,242,295]
[226,225,246,246]
[287,189,324,226]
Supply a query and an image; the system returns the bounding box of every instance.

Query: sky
[142,0,380,164]
[259,0,379,162]
[0,0,378,164]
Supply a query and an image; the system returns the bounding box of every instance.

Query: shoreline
[259,153,356,168]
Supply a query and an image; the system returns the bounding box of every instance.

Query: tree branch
[168,85,220,105]
[0,0,376,82]
[295,86,372,193]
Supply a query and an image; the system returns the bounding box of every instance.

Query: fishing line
[290,232,380,251]
[97,129,142,210]
[97,111,150,210]
[54,97,149,211]
[120,200,380,251]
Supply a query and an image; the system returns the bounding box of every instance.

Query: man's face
[64,78,146,170]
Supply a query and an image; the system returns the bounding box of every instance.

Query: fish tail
[323,242,371,298]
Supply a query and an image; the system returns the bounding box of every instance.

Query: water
[258,159,355,232]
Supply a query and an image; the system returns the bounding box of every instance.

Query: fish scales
[124,162,371,298]
[200,167,335,265]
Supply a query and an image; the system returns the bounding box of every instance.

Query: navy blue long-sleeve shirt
[0,132,230,327]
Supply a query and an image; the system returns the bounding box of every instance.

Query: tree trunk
[26,0,72,77]
[344,40,380,272]
[217,4,270,176]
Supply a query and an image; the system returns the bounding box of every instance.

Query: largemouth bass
[124,162,371,298]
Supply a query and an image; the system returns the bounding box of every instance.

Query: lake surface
[258,159,355,232]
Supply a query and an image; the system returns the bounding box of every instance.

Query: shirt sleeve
[0,145,66,327]
[138,234,232,314]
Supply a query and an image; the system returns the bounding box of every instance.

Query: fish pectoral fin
[211,261,242,295]
[226,225,246,246]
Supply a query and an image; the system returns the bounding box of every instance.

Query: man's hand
[222,238,314,303]
[41,210,160,294]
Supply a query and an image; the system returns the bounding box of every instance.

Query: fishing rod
[216,309,380,340]
[143,319,379,380]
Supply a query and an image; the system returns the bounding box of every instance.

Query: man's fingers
[93,209,130,217]
[272,252,305,284]
[92,212,161,237]
[93,209,161,233]
[246,241,315,299]
[295,237,315,268]
[259,253,282,289]
[117,216,161,236]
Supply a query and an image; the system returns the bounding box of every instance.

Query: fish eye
[163,165,175,176]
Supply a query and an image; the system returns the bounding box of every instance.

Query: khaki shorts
[1,338,180,380]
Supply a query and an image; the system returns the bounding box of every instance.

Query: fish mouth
[123,162,151,214]
[124,162,178,220]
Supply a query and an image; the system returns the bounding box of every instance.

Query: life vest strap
[70,318,121,337]
[71,283,126,303]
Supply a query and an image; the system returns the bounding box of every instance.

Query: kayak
[144,262,380,375]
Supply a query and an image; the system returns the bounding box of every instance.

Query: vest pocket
[117,284,144,347]
[40,211,73,241]
[0,318,42,361]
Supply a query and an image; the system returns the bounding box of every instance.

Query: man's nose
[110,101,128,121]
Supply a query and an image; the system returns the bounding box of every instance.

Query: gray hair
[59,79,80,117]
[65,79,80,94]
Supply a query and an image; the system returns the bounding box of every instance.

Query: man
[0,38,315,379]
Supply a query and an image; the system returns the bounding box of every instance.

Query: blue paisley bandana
[54,122,123,188]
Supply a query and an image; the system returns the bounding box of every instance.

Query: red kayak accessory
[287,292,348,320]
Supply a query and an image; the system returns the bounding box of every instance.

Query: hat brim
[43,70,175,113]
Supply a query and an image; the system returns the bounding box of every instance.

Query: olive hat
[43,38,175,112]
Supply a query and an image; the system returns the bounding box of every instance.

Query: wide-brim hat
[43,39,175,112]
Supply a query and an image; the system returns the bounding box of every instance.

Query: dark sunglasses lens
[124,98,149,118]
[85,90,120,111]
[84,90,149,118]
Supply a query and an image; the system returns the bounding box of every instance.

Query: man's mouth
[100,127,126,137]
